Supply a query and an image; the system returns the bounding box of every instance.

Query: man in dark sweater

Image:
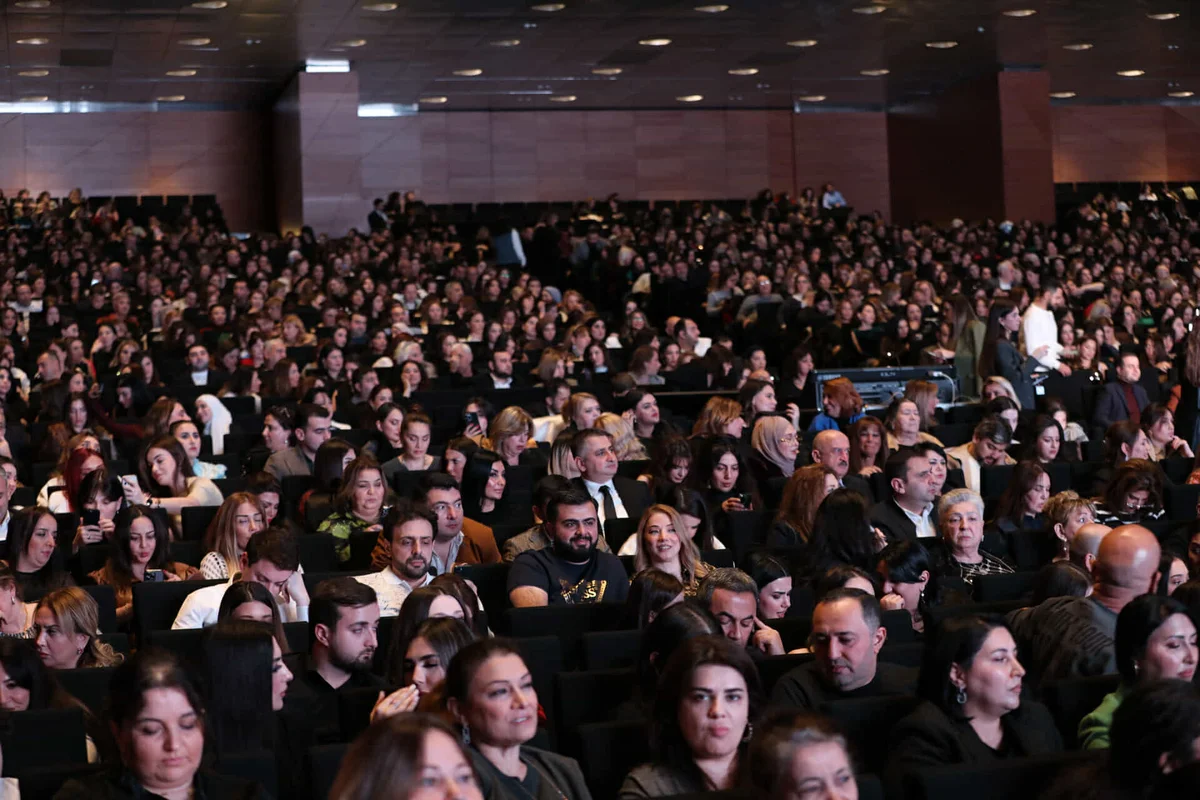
[771,588,916,709]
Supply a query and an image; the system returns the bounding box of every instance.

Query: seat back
[215,750,278,798]
[2,708,88,771]
[582,629,641,670]
[908,750,1100,800]
[309,743,349,800]
[823,694,920,775]
[454,563,510,621]
[144,628,207,670]
[501,605,627,669]
[298,532,338,573]
[1041,673,1122,749]
[132,580,224,644]
[56,666,116,714]
[756,653,814,696]
[554,668,636,758]
[974,571,1037,603]
[513,635,564,745]
[180,505,221,541]
[577,720,650,800]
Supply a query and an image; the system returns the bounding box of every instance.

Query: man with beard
[356,502,436,616]
[507,487,629,606]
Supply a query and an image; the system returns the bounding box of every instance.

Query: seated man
[870,448,940,543]
[811,429,874,501]
[370,473,500,573]
[696,567,784,659]
[173,528,308,628]
[944,416,1015,494]
[264,402,332,480]
[356,502,436,617]
[771,588,915,709]
[507,486,629,606]
[298,577,383,694]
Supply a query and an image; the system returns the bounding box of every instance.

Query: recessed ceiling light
[549,95,577,102]
[860,68,889,76]
[925,41,958,49]
[490,38,521,46]
[1063,42,1094,51]
[452,68,483,76]
[419,96,448,104]
[16,38,49,45]
[1049,91,1077,98]
[14,0,50,7]
[166,69,198,77]
[18,69,49,77]
[156,95,186,102]
[639,38,671,46]
[190,0,227,8]
[695,4,729,12]
[337,38,367,47]
[1148,12,1181,20]
[531,2,566,9]
[1169,90,1194,97]
[676,94,703,102]
[851,4,887,14]
[1002,9,1037,17]
[592,67,622,75]
[1117,69,1145,76]
[797,94,826,101]
[20,96,49,102]
[179,37,211,46]
[363,2,398,9]
[728,67,759,75]
[786,39,818,47]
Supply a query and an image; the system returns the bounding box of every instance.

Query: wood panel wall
[1051,106,1200,183]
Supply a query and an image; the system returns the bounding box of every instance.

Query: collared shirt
[0,509,11,542]
[355,568,433,617]
[491,374,513,389]
[582,477,628,526]
[897,500,936,539]
[430,532,465,576]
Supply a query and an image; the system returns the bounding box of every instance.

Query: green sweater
[1078,684,1130,750]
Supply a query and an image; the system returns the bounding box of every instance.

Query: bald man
[1007,524,1160,689]
[1068,523,1112,573]
[811,430,875,501]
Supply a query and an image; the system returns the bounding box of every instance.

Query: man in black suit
[367,198,390,233]
[475,348,524,391]
[870,448,940,544]
[1093,351,1149,430]
[811,429,874,502]
[179,343,228,394]
[570,428,652,529]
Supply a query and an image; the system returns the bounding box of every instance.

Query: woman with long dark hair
[978,299,1043,411]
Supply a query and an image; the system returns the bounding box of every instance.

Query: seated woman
[878,540,950,636]
[690,397,747,441]
[200,493,266,580]
[92,505,197,623]
[745,553,792,620]
[1038,492,1097,566]
[1022,414,1065,465]
[217,581,290,653]
[1143,403,1195,462]
[8,506,72,596]
[34,586,123,670]
[597,412,649,462]
[640,436,691,500]
[1097,421,1153,494]
[171,419,227,480]
[385,585,471,673]
[740,379,781,433]
[383,411,442,479]
[885,396,944,453]
[807,377,866,435]
[194,394,234,457]
[36,431,101,508]
[50,445,106,515]
[624,570,685,629]
[795,488,882,583]
[848,416,887,477]
[365,402,405,463]
[299,439,356,525]
[986,461,1053,571]
[666,488,724,553]
[1094,459,1168,527]
[490,406,549,467]
[330,715,484,799]
[461,450,510,531]
[885,615,1061,795]
[747,711,860,799]
[443,436,480,485]
[814,564,879,601]
[933,488,1014,588]
[749,416,799,486]
[1079,594,1198,749]
[318,455,388,564]
[620,635,761,797]
[0,563,35,638]
[626,505,713,596]
[71,468,126,553]
[697,436,761,519]
[124,435,224,536]
[0,638,105,763]
[445,639,592,799]
[377,616,476,717]
[767,464,836,547]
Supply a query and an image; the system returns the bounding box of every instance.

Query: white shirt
[191,369,210,386]
[1021,303,1061,370]
[172,573,309,629]
[0,509,10,542]
[355,568,433,617]
[490,374,513,389]
[582,477,628,527]
[897,501,936,539]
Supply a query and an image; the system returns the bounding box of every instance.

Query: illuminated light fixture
[306,58,350,72]
[1063,42,1093,50]
[1148,12,1181,20]
[16,38,49,45]
[14,0,51,7]
[548,94,577,102]
[797,94,826,101]
[787,39,818,47]
[728,67,759,75]
[190,0,228,8]
[490,38,520,46]
[676,94,703,102]
[419,96,448,103]
[860,68,889,76]
[179,37,211,46]
[639,38,671,46]
[1002,9,1037,17]
[18,69,50,77]
[363,2,398,9]
[695,4,729,12]
[20,95,49,102]
[531,2,566,9]
[592,67,622,75]
[336,38,367,47]
[1169,90,1194,97]
[925,40,958,49]
[1049,91,1077,98]
[155,95,186,102]
[851,4,887,14]
[452,68,483,76]
[1117,69,1145,76]
[166,69,198,77]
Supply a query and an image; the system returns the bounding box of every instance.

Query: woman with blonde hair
[770,463,838,546]
[200,493,266,580]
[597,412,649,461]
[628,505,712,595]
[34,587,123,670]
[486,406,540,467]
[750,416,800,483]
[281,314,315,347]
[691,396,747,439]
[904,379,941,432]
[535,348,570,385]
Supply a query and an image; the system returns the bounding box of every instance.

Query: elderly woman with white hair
[934,488,1015,588]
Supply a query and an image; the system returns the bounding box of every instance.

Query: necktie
[599,485,618,522]
[1123,384,1141,425]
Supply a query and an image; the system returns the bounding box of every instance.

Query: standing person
[1021,279,1071,377]
[979,299,1045,412]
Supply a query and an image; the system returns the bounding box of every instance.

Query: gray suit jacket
[264,446,313,480]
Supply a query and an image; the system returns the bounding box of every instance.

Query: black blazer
[573,475,653,524]
[870,498,919,544]
[1092,381,1149,430]
[994,339,1039,410]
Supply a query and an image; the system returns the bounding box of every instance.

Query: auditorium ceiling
[0,0,1197,109]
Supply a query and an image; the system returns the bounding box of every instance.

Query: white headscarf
[197,394,233,455]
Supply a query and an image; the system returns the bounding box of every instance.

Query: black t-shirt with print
[507,549,629,605]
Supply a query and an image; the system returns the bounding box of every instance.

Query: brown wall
[1052,106,1200,183]
[0,111,269,232]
